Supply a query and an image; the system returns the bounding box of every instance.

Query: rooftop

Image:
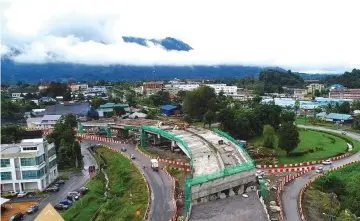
[43,103,90,116]
[100,103,129,109]
[41,115,62,121]
[326,113,353,120]
[160,105,178,111]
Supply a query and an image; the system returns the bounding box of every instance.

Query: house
[9,88,39,99]
[0,138,58,192]
[26,115,62,129]
[38,83,50,91]
[290,89,307,99]
[325,113,353,123]
[99,103,129,114]
[160,105,181,116]
[39,97,56,103]
[129,112,147,119]
[315,112,327,119]
[69,83,88,92]
[142,81,164,95]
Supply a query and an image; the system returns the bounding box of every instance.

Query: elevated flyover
[79,119,258,218]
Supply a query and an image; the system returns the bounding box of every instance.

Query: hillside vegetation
[303,162,360,221]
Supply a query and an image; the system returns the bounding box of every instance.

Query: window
[49,159,57,169]
[1,159,10,167]
[36,155,45,165]
[23,146,37,151]
[21,158,36,166]
[22,168,45,180]
[48,147,56,158]
[1,172,12,180]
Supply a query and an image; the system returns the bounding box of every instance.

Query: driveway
[282,125,360,221]
[23,144,97,221]
[82,140,175,221]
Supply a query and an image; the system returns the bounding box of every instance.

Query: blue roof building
[160,105,181,116]
[329,84,345,91]
[325,113,353,122]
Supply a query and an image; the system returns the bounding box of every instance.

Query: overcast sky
[1,0,359,73]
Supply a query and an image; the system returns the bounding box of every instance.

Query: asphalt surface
[282,125,360,221]
[23,144,98,221]
[190,192,269,221]
[83,140,175,221]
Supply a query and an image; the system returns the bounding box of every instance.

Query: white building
[26,115,62,129]
[87,86,108,94]
[0,138,58,192]
[164,83,238,96]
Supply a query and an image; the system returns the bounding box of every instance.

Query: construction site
[78,119,260,218]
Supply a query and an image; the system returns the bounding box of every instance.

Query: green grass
[249,129,349,164]
[62,146,149,221]
[94,147,149,221]
[62,172,106,221]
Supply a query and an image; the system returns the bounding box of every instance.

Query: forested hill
[322,69,360,88]
[259,69,305,92]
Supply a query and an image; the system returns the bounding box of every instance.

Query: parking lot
[1,144,97,221]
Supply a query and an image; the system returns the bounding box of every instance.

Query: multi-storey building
[69,83,88,92]
[0,138,58,192]
[142,81,164,95]
[306,83,325,94]
[329,89,360,100]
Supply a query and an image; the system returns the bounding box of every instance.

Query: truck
[150,159,159,171]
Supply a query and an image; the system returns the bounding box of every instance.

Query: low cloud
[1,0,360,73]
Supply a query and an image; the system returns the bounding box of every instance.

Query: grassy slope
[62,172,106,221]
[62,147,149,221]
[249,130,348,164]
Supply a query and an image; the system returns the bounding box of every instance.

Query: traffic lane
[81,143,98,170]
[83,140,175,221]
[298,125,360,141]
[23,145,96,221]
[282,126,360,221]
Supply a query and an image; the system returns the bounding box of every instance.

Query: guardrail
[162,167,178,221]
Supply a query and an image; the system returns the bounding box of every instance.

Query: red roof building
[329,89,360,100]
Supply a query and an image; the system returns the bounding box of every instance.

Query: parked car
[67,192,80,200]
[316,166,324,173]
[121,147,127,152]
[341,131,346,135]
[8,213,24,221]
[60,200,73,206]
[77,187,89,195]
[54,204,69,210]
[130,154,135,160]
[27,204,39,214]
[55,180,66,185]
[46,186,60,192]
[17,192,28,198]
[322,160,332,165]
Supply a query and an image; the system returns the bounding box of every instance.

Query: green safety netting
[124,125,140,131]
[141,125,256,214]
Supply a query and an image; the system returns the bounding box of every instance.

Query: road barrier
[256,153,351,169]
[266,166,315,174]
[276,169,311,221]
[298,160,360,221]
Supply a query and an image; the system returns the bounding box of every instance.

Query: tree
[125,90,137,106]
[351,100,360,111]
[114,106,126,116]
[64,114,77,128]
[87,108,99,120]
[91,97,106,109]
[146,109,159,119]
[263,125,276,148]
[149,91,170,107]
[352,115,360,130]
[203,110,216,128]
[1,125,26,144]
[337,102,351,114]
[278,122,300,154]
[174,90,187,104]
[314,89,321,97]
[78,93,85,101]
[294,100,300,115]
[183,85,217,120]
[40,82,71,98]
[281,111,296,123]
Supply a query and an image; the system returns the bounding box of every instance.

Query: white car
[255,170,265,177]
[322,160,332,165]
[17,192,28,198]
[316,167,324,173]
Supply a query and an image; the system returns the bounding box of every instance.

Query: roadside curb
[298,160,360,221]
[256,153,351,169]
[162,167,178,221]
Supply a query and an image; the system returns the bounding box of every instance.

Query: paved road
[83,140,175,221]
[282,125,360,221]
[23,144,97,221]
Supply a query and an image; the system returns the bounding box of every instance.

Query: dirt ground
[1,202,38,221]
